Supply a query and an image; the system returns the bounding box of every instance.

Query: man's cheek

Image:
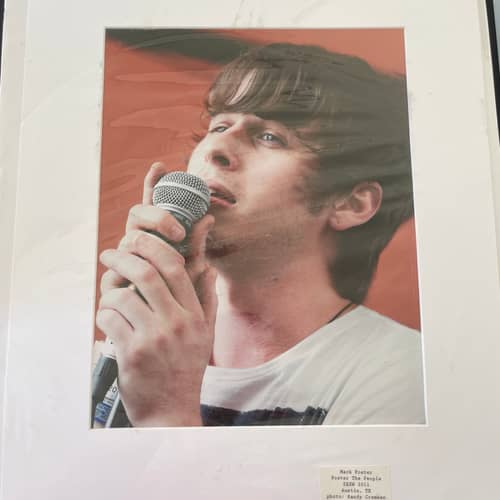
[186,143,205,172]
[186,156,202,175]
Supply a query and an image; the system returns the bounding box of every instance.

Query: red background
[95,29,420,340]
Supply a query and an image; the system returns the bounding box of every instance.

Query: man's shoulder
[322,306,425,425]
[326,305,421,357]
[352,306,419,336]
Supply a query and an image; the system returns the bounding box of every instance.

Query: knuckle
[124,345,147,370]
[132,230,151,252]
[152,332,169,351]
[118,230,139,251]
[146,208,165,229]
[157,211,175,229]
[129,204,144,218]
[95,308,119,332]
[97,294,106,309]
[169,318,186,337]
[168,247,186,266]
[158,213,185,241]
[126,204,143,229]
[117,234,128,250]
[99,248,114,265]
[100,269,115,292]
[127,204,155,232]
[136,262,157,283]
[164,261,185,281]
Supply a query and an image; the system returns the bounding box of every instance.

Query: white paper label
[320,466,391,500]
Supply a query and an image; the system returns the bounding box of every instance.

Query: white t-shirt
[200,306,425,426]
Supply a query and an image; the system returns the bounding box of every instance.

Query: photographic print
[92,28,425,428]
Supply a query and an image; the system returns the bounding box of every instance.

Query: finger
[185,215,215,281]
[99,287,152,332]
[99,248,185,316]
[100,224,185,295]
[119,229,185,266]
[100,268,129,294]
[126,205,186,243]
[196,267,218,336]
[100,248,174,313]
[143,162,169,205]
[117,231,203,314]
[95,307,133,345]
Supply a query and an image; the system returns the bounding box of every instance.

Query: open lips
[207,182,237,205]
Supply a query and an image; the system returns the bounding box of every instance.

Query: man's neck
[210,255,352,369]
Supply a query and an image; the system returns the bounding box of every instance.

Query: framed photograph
[1,0,499,499]
[91,27,423,429]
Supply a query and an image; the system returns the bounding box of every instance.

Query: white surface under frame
[1,1,500,499]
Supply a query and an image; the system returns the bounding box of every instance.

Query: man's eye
[209,124,228,133]
[260,132,286,146]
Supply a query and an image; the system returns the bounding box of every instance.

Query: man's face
[187,112,330,264]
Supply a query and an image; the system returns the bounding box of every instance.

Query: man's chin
[206,237,240,260]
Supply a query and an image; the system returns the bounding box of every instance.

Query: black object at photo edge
[0,0,5,78]
[486,0,500,140]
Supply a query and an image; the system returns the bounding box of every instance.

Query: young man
[96,43,425,426]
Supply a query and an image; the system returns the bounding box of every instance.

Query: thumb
[143,162,170,205]
[196,267,218,335]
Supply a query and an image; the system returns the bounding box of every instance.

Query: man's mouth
[207,182,236,206]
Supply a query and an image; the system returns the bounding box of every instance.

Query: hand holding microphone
[93,163,217,427]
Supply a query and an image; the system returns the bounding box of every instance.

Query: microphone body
[91,171,210,426]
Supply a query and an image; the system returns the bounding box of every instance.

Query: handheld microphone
[91,171,210,426]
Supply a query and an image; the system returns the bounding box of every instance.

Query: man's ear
[329,182,383,231]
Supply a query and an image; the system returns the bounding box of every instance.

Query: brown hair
[206,43,413,303]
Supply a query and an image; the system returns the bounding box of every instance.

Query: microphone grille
[152,171,210,227]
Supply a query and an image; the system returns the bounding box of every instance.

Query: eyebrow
[210,113,291,131]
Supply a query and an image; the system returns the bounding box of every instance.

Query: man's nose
[205,149,233,169]
[204,135,242,170]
